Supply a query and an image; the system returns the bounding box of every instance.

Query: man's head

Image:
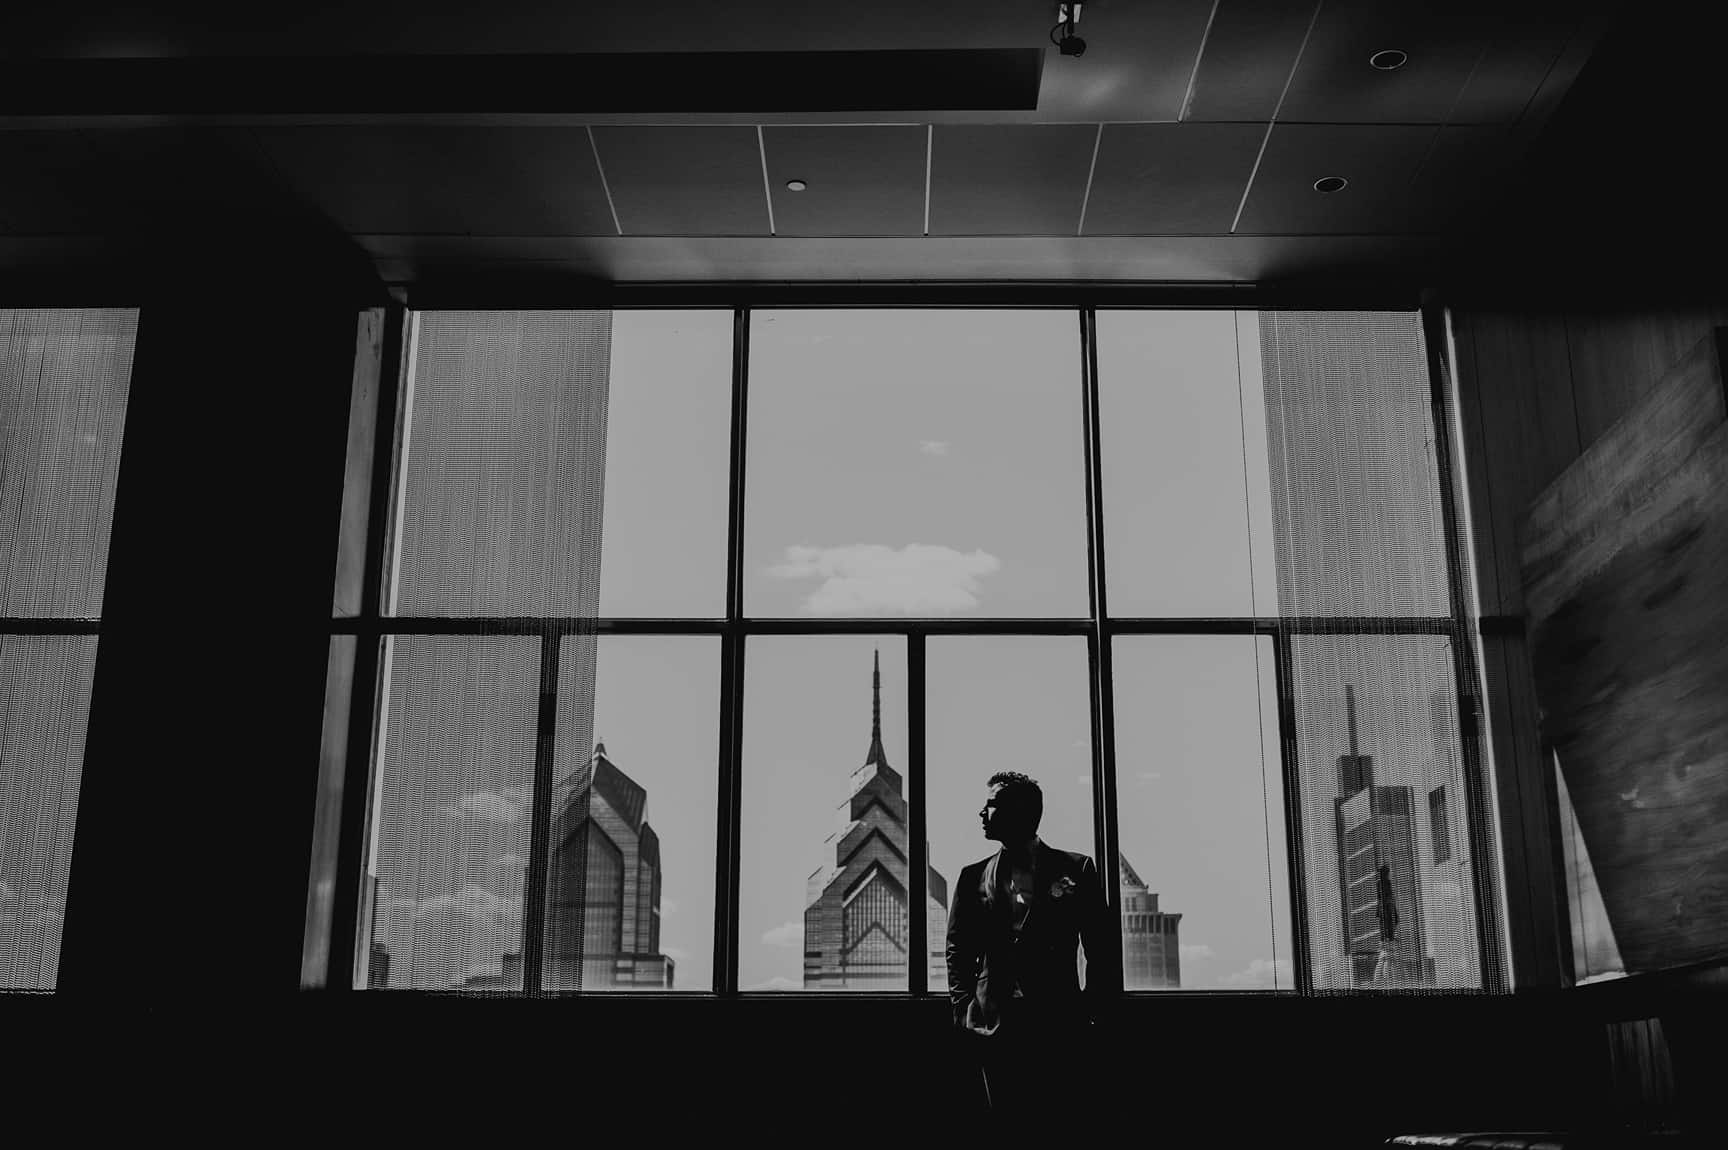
[980,771,1043,844]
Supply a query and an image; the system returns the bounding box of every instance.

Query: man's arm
[945,866,980,1028]
[1077,855,1114,1024]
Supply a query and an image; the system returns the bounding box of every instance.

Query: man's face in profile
[979,783,1028,844]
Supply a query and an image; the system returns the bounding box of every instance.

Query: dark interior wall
[56,289,363,995]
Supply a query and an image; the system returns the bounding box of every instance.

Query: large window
[0,309,137,990]
[305,303,1501,998]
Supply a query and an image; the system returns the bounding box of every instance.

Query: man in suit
[946,770,1111,1118]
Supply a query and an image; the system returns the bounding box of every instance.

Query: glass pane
[389,311,610,617]
[1098,310,1277,618]
[0,635,98,989]
[928,637,1096,992]
[1289,634,1482,990]
[0,309,136,617]
[746,310,1088,618]
[740,635,909,991]
[544,635,718,991]
[1112,636,1292,990]
[1257,311,1451,617]
[361,635,539,990]
[597,310,732,618]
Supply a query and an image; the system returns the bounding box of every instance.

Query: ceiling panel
[0,131,106,234]
[251,127,615,235]
[1082,124,1264,235]
[590,126,768,236]
[1277,0,1491,124]
[929,125,1096,236]
[762,126,924,237]
[1035,1,1217,121]
[1183,0,1319,122]
[1234,124,1436,234]
[1450,9,1579,125]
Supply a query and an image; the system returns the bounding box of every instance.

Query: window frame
[313,293,1507,999]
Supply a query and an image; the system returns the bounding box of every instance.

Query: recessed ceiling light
[1313,176,1349,194]
[1369,49,1408,71]
[785,179,808,192]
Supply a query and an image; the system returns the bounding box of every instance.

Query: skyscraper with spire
[802,651,948,989]
[1333,684,1430,985]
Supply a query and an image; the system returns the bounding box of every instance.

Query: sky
[358,305,1474,993]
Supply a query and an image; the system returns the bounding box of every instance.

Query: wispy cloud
[1219,957,1292,989]
[1179,943,1214,962]
[660,897,680,917]
[761,921,803,948]
[744,975,804,991]
[487,852,527,873]
[1136,770,1162,785]
[919,440,950,456]
[662,945,689,962]
[766,543,1001,614]
[444,790,524,823]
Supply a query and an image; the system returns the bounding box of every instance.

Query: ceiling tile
[1234,124,1437,234]
[1036,0,1217,121]
[929,125,1097,236]
[762,126,924,237]
[1183,0,1321,122]
[1277,0,1492,124]
[252,127,615,235]
[590,125,768,236]
[1082,124,1265,235]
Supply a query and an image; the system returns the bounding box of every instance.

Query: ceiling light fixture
[1313,176,1349,194]
[1050,3,1086,57]
[1369,49,1408,71]
[786,179,808,191]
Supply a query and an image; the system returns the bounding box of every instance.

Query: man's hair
[987,771,1044,830]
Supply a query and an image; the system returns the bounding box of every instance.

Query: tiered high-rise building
[803,652,948,989]
[1120,853,1182,988]
[1333,685,1432,985]
[545,743,675,990]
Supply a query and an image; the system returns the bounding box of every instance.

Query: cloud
[765,543,1002,614]
[919,440,950,456]
[660,897,680,917]
[0,881,11,903]
[1178,944,1214,962]
[1136,770,1162,785]
[487,852,527,873]
[1219,957,1293,989]
[449,790,524,823]
[744,976,804,991]
[414,885,523,936]
[662,946,689,962]
[761,921,804,948]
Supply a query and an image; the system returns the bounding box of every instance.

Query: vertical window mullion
[521,628,561,995]
[329,301,406,991]
[1270,626,1313,994]
[1422,302,1507,993]
[907,634,927,996]
[1079,307,1124,997]
[713,306,750,996]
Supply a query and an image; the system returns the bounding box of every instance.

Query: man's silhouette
[945,771,1110,1119]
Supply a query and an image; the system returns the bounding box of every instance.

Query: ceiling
[0,1,1636,291]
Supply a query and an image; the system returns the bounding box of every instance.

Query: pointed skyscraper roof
[865,649,888,768]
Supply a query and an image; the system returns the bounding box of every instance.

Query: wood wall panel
[1454,310,1581,617]
[1565,305,1728,445]
[1452,298,1728,990]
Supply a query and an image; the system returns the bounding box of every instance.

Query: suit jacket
[945,839,1110,1036]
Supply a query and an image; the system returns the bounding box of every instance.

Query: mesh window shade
[1259,312,1487,992]
[1,309,136,990]
[362,312,610,992]
[0,309,135,617]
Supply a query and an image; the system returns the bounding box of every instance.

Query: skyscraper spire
[865,648,888,767]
